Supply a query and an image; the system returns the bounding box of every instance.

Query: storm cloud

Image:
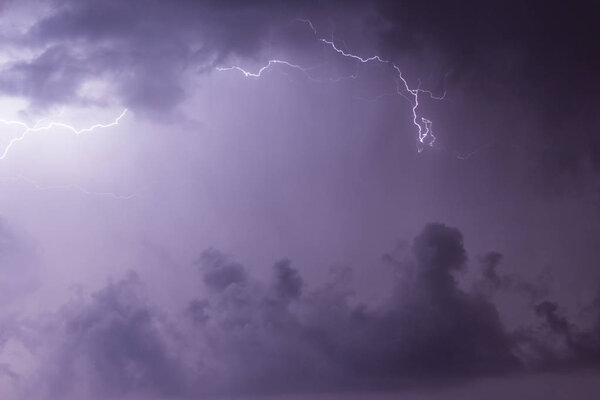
[3,0,597,185]
[0,0,324,116]
[1,1,600,399]
[0,223,595,399]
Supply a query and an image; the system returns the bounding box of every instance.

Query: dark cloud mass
[3,0,598,183]
[376,1,600,180]
[1,0,318,115]
[0,223,595,399]
[41,272,185,398]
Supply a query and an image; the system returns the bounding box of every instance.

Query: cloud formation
[2,223,598,399]
[0,0,321,116]
[1,2,600,399]
[3,0,598,188]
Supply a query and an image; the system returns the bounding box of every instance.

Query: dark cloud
[0,45,96,109]
[532,300,600,369]
[272,259,303,301]
[1,0,324,116]
[35,272,185,398]
[479,252,507,290]
[1,222,598,399]
[3,0,599,191]
[374,1,600,181]
[12,222,600,399]
[200,248,248,292]
[176,224,520,394]
[475,251,550,302]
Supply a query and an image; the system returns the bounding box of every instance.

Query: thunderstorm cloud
[1,1,600,399]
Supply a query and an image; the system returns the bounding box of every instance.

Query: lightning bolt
[0,109,128,160]
[0,109,137,200]
[217,19,445,151]
[217,58,359,83]
[216,60,309,78]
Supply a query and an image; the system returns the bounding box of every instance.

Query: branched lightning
[0,109,137,200]
[216,60,308,78]
[217,19,445,151]
[217,58,359,83]
[0,109,128,160]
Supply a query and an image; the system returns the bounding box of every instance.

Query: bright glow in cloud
[0,109,135,199]
[0,109,128,160]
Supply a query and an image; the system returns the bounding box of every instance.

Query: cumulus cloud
[27,272,185,399]
[2,223,598,399]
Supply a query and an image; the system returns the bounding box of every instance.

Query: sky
[0,0,599,399]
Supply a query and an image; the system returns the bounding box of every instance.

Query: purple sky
[1,1,600,399]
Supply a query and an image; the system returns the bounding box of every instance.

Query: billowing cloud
[0,0,326,116]
[1,223,598,399]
